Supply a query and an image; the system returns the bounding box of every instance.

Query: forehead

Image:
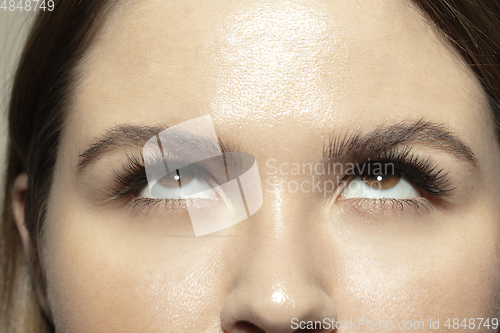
[69,0,491,152]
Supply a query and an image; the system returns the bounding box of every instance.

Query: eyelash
[106,153,214,210]
[340,147,454,209]
[362,148,451,194]
[349,198,433,211]
[106,148,453,211]
[106,153,166,209]
[106,154,147,199]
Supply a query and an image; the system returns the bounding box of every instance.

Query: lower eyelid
[128,191,224,211]
[339,197,433,215]
[129,198,185,211]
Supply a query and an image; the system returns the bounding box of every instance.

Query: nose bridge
[238,175,325,285]
[220,184,338,331]
[242,179,312,272]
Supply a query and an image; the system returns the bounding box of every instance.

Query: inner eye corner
[332,175,351,202]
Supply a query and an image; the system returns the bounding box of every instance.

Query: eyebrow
[323,119,478,168]
[77,119,478,172]
[76,125,236,172]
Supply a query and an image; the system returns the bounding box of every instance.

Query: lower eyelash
[128,197,186,210]
[349,197,433,212]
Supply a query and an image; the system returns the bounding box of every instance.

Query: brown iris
[362,171,401,190]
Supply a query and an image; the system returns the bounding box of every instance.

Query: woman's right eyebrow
[76,125,235,173]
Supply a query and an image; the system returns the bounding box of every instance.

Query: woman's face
[42,0,500,331]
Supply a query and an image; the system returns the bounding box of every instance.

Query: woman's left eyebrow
[323,119,478,168]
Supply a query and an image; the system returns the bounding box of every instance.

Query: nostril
[227,321,266,333]
[224,320,338,333]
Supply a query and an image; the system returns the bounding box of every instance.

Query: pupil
[361,166,401,190]
[158,169,190,188]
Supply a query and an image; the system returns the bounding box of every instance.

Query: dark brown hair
[1,0,499,332]
[1,1,117,331]
[412,0,500,135]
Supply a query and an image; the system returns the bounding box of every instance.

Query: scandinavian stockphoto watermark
[291,318,499,330]
[264,158,396,197]
[143,115,263,237]
[142,115,398,236]
[291,318,425,330]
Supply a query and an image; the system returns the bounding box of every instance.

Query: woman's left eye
[341,169,420,199]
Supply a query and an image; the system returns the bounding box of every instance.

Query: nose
[221,284,337,333]
[220,195,338,333]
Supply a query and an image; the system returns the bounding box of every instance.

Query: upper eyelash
[107,146,453,211]
[347,146,455,197]
[105,153,148,200]
[106,152,211,205]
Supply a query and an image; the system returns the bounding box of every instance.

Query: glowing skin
[15,0,500,331]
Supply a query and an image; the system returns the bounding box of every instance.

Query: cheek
[331,205,500,324]
[42,199,232,332]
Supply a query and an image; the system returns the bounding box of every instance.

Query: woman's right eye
[342,170,420,200]
[139,167,218,200]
